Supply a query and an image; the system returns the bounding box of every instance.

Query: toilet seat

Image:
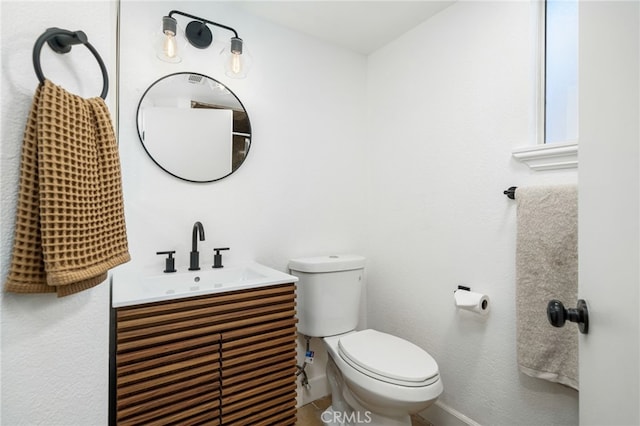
[338,329,439,387]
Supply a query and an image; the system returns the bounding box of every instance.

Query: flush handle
[547,299,589,334]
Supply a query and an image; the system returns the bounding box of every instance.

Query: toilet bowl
[323,330,442,426]
[289,255,443,426]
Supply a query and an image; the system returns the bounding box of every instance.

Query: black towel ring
[32,27,109,99]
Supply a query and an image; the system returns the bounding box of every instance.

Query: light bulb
[163,31,177,59]
[229,52,242,75]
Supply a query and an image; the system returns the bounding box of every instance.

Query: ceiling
[234,1,456,55]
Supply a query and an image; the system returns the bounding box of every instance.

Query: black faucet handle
[212,247,230,269]
[156,251,177,273]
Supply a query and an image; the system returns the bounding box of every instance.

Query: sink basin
[111,261,298,307]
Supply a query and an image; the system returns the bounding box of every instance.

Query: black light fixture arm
[168,10,240,39]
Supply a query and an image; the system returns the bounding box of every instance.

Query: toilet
[289,255,443,426]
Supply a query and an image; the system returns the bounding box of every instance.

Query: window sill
[512,141,578,171]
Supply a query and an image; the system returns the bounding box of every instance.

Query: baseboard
[297,374,330,407]
[419,400,481,426]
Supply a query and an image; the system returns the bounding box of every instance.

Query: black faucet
[189,221,205,270]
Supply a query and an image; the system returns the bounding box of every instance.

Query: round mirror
[136,72,251,182]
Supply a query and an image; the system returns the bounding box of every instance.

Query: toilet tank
[289,255,365,337]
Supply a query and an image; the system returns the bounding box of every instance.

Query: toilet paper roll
[454,289,490,315]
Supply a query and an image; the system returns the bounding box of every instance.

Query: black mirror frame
[135,72,252,183]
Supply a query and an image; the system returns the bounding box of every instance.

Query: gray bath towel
[515,184,578,390]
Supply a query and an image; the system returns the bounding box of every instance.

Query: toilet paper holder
[455,285,489,312]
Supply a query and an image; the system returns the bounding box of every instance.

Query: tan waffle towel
[515,184,578,390]
[5,80,130,297]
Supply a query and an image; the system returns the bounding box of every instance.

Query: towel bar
[503,186,517,199]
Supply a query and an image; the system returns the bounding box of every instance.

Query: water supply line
[296,335,312,390]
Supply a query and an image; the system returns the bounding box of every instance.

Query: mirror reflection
[136,72,251,182]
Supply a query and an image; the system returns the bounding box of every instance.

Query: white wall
[118,0,367,275]
[0,2,118,425]
[365,2,578,425]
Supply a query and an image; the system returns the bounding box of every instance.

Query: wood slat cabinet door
[114,298,223,426]
[218,283,298,426]
[112,283,297,426]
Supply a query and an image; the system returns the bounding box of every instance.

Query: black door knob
[547,299,589,334]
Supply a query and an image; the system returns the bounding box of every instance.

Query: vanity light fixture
[158,10,251,79]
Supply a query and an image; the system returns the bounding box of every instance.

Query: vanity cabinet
[111,283,297,426]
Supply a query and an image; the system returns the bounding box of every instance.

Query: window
[512,0,579,170]
[544,0,578,144]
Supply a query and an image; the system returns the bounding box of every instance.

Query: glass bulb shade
[156,31,182,63]
[222,41,252,79]
[156,16,181,63]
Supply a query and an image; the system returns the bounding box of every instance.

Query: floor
[296,396,434,425]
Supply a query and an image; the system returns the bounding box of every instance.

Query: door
[578,2,639,425]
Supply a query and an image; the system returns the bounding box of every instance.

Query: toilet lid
[338,329,439,384]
